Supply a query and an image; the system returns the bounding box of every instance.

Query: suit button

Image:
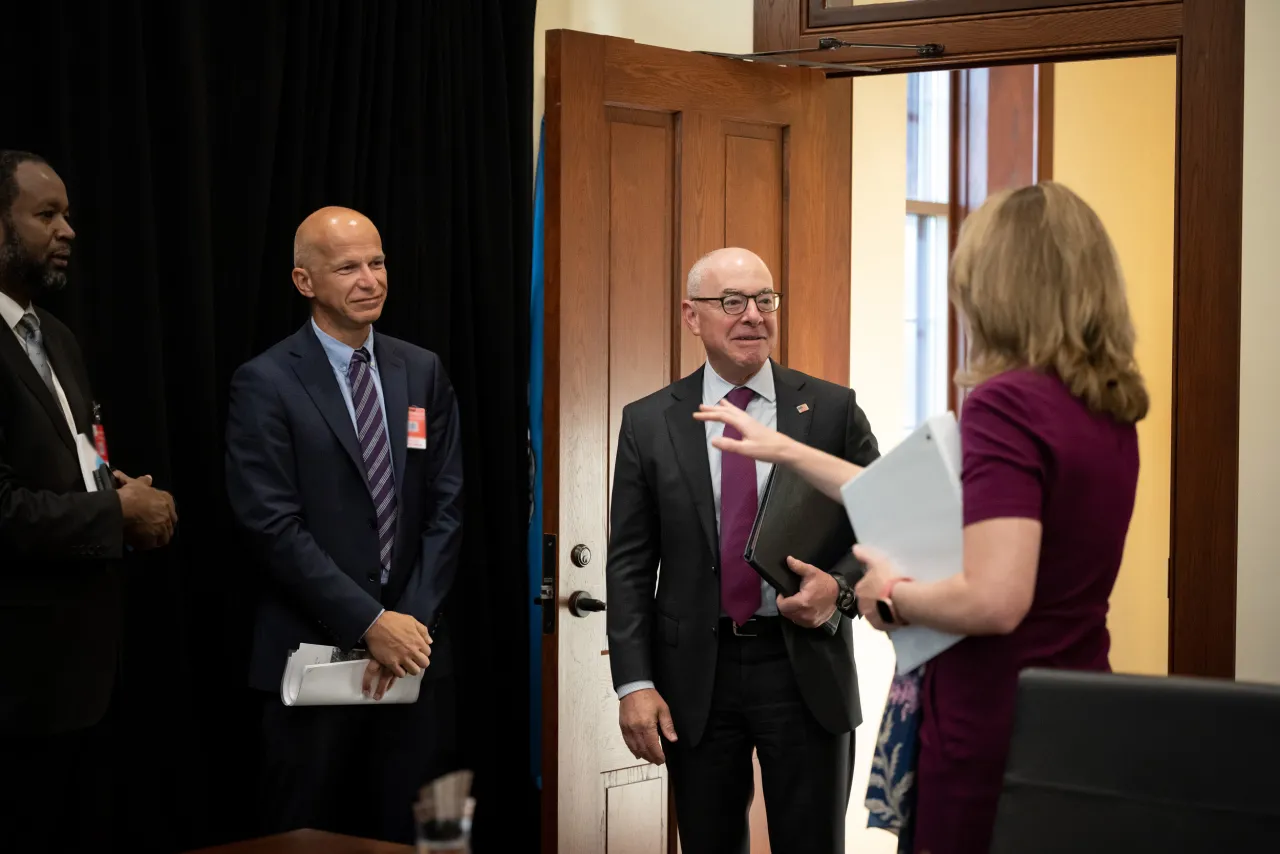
[368,517,377,530]
[711,565,718,574]
[367,572,378,582]
[711,625,718,636]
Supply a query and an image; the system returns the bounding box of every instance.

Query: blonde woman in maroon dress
[696,181,1148,853]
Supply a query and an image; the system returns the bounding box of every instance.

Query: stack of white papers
[280,643,424,706]
[840,413,965,674]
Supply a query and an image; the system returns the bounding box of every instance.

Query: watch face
[876,599,895,624]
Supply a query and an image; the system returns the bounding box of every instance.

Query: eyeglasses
[690,292,783,315]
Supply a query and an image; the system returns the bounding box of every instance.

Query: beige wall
[1053,56,1177,676]
[847,74,909,854]
[1238,0,1280,684]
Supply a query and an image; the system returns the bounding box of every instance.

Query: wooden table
[184,829,414,854]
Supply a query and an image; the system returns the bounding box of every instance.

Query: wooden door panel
[606,768,669,854]
[607,107,677,503]
[724,122,786,362]
[724,125,784,277]
[677,111,724,378]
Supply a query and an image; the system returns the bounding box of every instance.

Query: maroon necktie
[719,386,761,624]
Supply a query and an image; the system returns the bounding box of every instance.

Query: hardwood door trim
[759,1,1181,67]
[808,0,1146,30]
[756,0,1244,679]
[1167,0,1244,678]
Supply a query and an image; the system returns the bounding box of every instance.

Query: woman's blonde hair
[949,181,1149,424]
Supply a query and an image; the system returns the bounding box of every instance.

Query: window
[903,70,952,435]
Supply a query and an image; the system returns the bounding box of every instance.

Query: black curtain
[3,1,535,849]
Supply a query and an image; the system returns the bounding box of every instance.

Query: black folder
[743,463,857,602]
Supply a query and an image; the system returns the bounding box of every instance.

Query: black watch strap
[832,572,858,616]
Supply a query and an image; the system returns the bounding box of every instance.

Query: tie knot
[16,312,40,342]
[350,347,371,367]
[726,386,755,409]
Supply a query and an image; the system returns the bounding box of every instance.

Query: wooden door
[541,29,851,854]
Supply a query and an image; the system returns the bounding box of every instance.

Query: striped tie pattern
[349,347,397,584]
[16,313,57,396]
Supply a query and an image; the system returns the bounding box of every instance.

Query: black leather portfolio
[743,462,857,599]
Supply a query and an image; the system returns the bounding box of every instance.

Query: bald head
[293,206,381,270]
[291,206,388,345]
[686,247,772,298]
[681,247,778,385]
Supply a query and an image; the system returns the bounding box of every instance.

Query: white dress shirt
[616,361,778,700]
[0,290,80,442]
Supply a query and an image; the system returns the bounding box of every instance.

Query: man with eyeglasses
[606,247,881,854]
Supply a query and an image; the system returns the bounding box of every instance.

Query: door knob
[568,590,606,617]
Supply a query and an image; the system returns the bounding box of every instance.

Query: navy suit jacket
[225,323,464,692]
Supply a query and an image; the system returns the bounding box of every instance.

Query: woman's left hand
[853,544,899,633]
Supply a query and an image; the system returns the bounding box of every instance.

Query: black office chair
[990,667,1280,853]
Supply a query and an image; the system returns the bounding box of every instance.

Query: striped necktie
[349,347,397,584]
[16,313,57,396]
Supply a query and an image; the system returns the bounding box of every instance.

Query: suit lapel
[378,338,409,500]
[40,318,88,434]
[289,325,369,489]
[665,368,719,558]
[772,361,814,445]
[0,320,75,452]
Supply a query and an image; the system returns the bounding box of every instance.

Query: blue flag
[528,117,547,788]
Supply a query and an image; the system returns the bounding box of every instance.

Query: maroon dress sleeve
[960,374,1047,526]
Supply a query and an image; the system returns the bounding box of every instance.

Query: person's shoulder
[33,306,74,340]
[963,369,1076,428]
[774,363,856,402]
[233,334,297,385]
[32,307,91,360]
[622,370,699,420]
[376,332,443,371]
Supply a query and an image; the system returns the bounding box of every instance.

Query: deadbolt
[571,544,592,567]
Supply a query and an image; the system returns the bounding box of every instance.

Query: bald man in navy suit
[226,207,464,843]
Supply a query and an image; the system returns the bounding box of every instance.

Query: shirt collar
[0,290,32,334]
[703,359,776,405]
[310,317,376,376]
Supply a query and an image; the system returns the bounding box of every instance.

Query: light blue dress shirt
[310,317,391,446]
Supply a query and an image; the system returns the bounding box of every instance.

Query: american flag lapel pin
[796,403,810,414]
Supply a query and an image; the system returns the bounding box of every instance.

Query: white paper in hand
[840,413,964,674]
[280,643,424,706]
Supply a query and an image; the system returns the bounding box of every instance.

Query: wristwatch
[832,572,857,617]
[876,577,913,626]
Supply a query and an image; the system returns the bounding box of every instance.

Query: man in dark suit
[0,150,178,846]
[225,206,464,844]
[607,247,880,854]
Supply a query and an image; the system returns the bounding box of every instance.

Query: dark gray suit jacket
[0,308,123,735]
[225,323,464,692]
[606,360,880,746]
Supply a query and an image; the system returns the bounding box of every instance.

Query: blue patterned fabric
[866,664,925,852]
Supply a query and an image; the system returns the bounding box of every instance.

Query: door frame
[755,0,1244,681]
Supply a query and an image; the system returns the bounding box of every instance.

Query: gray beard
[0,230,67,294]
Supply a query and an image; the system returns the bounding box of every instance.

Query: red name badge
[407,407,427,450]
[93,424,110,465]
